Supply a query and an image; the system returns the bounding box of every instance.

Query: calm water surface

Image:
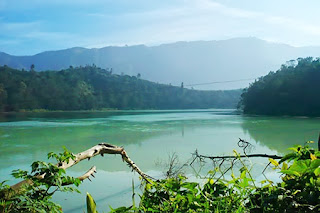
[0,110,319,212]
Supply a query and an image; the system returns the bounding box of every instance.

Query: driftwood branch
[11,143,152,192]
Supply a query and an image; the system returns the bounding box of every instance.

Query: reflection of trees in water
[0,113,240,173]
[241,116,319,153]
[0,124,165,159]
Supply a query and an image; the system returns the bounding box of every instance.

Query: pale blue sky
[1,0,320,55]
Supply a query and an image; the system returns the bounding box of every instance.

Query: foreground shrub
[110,143,320,213]
[1,143,319,212]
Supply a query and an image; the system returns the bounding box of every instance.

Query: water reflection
[2,111,317,175]
[0,110,245,174]
[241,116,319,153]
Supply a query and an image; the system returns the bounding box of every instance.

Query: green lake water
[0,110,319,212]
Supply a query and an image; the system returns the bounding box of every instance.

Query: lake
[0,109,319,212]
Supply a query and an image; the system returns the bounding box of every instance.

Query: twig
[238,138,254,155]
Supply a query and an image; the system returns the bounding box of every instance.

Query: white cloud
[115,0,320,47]
[2,0,320,54]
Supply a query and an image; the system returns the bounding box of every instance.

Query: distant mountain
[1,37,320,90]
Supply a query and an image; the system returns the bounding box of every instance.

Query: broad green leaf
[310,159,320,169]
[289,160,309,174]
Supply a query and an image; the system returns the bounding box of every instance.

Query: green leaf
[279,153,298,164]
[110,206,133,212]
[288,147,298,152]
[86,192,97,213]
[281,170,300,176]
[240,170,246,179]
[269,158,279,167]
[289,160,309,174]
[314,167,320,176]
[181,182,198,190]
[260,180,267,184]
[292,189,301,195]
[310,159,320,170]
[233,149,240,158]
[281,162,288,170]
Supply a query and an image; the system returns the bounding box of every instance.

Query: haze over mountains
[1,37,320,90]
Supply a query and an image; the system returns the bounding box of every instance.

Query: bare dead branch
[191,139,282,166]
[78,166,97,181]
[10,143,153,192]
[195,153,282,160]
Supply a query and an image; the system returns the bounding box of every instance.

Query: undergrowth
[1,142,319,213]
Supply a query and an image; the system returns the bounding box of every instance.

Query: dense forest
[0,65,241,112]
[239,57,320,116]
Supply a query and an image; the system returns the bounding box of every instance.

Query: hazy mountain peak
[1,37,320,90]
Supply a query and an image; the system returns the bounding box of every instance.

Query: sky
[1,0,320,55]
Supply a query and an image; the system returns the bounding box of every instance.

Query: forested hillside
[239,57,320,116]
[0,66,241,112]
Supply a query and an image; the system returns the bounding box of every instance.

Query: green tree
[239,57,320,116]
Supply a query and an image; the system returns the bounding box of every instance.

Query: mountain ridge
[1,37,320,90]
